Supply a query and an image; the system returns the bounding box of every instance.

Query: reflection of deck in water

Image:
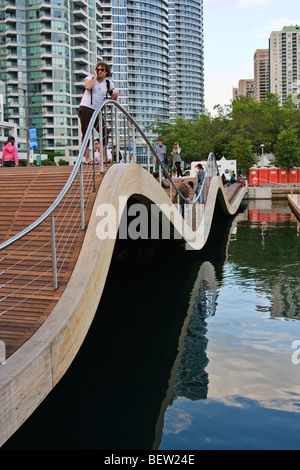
[152,212,245,449]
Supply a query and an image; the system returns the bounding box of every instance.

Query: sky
[203,0,300,115]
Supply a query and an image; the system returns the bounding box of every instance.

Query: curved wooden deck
[288,193,300,220]
[0,165,111,361]
[0,163,247,447]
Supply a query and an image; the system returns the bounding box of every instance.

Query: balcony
[74,55,88,66]
[73,0,87,7]
[73,19,88,31]
[72,43,88,54]
[73,9,87,19]
[71,31,88,42]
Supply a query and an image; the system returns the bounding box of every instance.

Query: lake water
[2,198,300,450]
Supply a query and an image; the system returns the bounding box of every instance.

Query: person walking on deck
[171,142,182,178]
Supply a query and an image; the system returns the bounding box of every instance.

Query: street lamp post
[23,89,30,167]
[260,144,265,157]
[18,86,36,167]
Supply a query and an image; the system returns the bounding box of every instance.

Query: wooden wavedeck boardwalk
[0,163,247,448]
[288,192,300,220]
[0,166,242,362]
[0,165,110,360]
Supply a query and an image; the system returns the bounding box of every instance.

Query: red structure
[269,167,278,184]
[289,168,298,184]
[278,169,288,184]
[248,167,300,186]
[258,167,269,185]
[249,167,259,186]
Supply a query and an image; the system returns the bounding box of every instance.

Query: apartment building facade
[269,26,300,106]
[233,79,255,100]
[0,0,101,152]
[254,49,269,102]
[168,0,204,120]
[0,0,205,154]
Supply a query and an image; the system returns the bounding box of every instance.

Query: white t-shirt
[80,75,114,110]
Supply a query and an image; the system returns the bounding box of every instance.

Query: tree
[147,94,300,169]
[274,128,300,169]
[226,134,256,171]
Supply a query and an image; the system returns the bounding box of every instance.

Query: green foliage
[274,128,300,169]
[46,151,64,162]
[58,159,69,166]
[149,95,300,171]
[226,134,256,170]
[41,158,56,166]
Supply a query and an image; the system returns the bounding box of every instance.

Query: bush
[41,159,56,166]
[58,159,69,166]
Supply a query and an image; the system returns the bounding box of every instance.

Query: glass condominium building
[102,0,170,129]
[0,0,100,151]
[103,0,204,125]
[169,0,204,120]
[0,0,204,153]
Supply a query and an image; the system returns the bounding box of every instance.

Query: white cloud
[237,0,274,7]
[163,407,192,435]
[203,0,236,10]
[256,18,300,38]
[266,18,300,30]
[204,0,274,9]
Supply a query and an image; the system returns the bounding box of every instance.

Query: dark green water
[2,199,300,450]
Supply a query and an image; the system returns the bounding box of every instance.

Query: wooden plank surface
[0,165,109,360]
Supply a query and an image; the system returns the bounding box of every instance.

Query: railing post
[147,146,150,172]
[127,120,131,162]
[92,127,95,192]
[115,107,120,162]
[132,123,136,164]
[123,116,127,163]
[100,113,104,173]
[104,106,108,166]
[51,215,58,290]
[80,163,85,230]
[110,105,114,156]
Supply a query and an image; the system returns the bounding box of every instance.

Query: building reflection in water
[152,211,245,449]
[173,261,219,401]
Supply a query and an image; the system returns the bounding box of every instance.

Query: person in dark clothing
[194,164,205,202]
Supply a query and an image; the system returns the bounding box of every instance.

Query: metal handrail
[191,152,219,205]
[0,99,188,252]
[0,98,221,326]
[96,100,190,203]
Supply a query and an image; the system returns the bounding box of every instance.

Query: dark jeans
[175,161,182,177]
[78,106,108,145]
[3,161,15,167]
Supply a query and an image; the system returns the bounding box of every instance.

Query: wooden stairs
[0,165,109,360]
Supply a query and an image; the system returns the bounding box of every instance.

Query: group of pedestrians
[154,139,184,178]
[154,138,206,203]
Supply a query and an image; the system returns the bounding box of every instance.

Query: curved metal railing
[0,100,218,321]
[172,151,219,228]
[192,152,219,205]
